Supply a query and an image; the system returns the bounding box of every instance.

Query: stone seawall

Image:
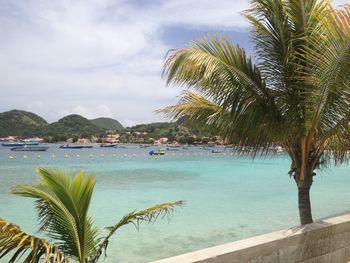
[153,214,350,263]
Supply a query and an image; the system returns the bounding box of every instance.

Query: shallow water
[0,144,349,262]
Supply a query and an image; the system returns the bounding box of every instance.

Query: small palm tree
[162,0,350,225]
[0,167,182,262]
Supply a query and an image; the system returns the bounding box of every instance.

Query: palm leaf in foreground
[12,167,99,262]
[90,201,183,263]
[0,218,68,263]
[3,167,182,262]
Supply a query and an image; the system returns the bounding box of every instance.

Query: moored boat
[11,146,49,151]
[59,145,84,149]
[100,143,117,147]
[2,142,25,147]
[22,137,43,144]
[149,150,165,156]
[166,147,178,151]
[23,142,40,146]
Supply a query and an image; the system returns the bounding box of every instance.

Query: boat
[11,146,49,151]
[81,145,93,148]
[2,142,25,147]
[166,147,179,151]
[167,144,180,148]
[140,144,150,148]
[211,149,223,153]
[100,143,118,147]
[22,137,43,144]
[149,150,165,156]
[2,140,40,146]
[59,145,84,149]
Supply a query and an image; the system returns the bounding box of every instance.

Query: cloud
[0,0,348,124]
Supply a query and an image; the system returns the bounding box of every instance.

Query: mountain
[46,114,105,139]
[90,117,124,131]
[0,110,48,137]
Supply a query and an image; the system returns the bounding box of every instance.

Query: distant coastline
[0,109,221,146]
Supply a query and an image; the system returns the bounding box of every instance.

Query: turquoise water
[0,144,349,262]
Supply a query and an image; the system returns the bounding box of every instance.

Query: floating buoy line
[4,151,236,160]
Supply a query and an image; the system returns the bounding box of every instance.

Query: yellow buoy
[37,155,41,159]
[76,154,80,158]
[112,154,116,157]
[23,155,28,159]
[9,155,14,159]
[64,154,68,158]
[51,154,55,158]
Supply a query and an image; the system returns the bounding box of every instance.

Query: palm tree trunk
[298,185,313,225]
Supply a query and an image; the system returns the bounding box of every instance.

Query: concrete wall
[153,214,350,263]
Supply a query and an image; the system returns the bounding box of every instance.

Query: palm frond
[89,201,183,263]
[297,4,350,164]
[163,36,285,153]
[158,91,231,133]
[0,218,69,263]
[12,168,99,261]
[244,0,292,88]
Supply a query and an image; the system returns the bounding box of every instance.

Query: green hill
[46,114,105,140]
[0,110,48,137]
[90,117,124,131]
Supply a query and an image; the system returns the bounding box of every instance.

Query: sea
[0,144,349,262]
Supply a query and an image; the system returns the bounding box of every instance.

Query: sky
[0,0,348,127]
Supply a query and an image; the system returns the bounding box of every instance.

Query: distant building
[103,134,120,143]
[91,136,99,143]
[0,136,17,142]
[213,136,224,145]
[77,138,91,144]
[154,137,168,145]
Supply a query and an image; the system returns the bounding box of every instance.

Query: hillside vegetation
[90,117,124,131]
[0,110,108,140]
[0,110,48,137]
[45,115,105,141]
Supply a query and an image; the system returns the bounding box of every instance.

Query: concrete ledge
[152,214,350,263]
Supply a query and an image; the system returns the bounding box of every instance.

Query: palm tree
[161,0,350,225]
[0,167,182,262]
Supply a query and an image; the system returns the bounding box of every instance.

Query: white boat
[23,137,43,144]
